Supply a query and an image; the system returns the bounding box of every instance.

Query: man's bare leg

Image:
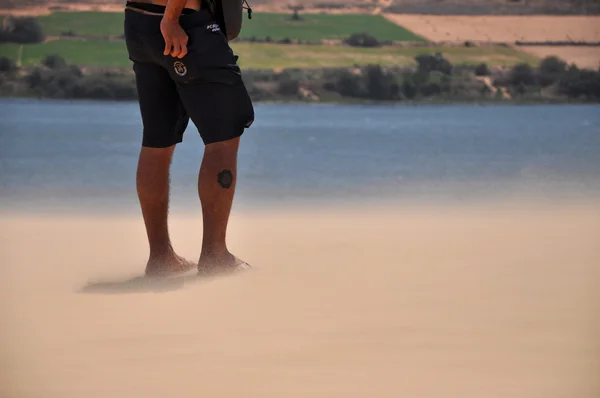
[137,145,194,276]
[197,136,247,272]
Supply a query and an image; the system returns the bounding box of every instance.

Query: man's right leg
[132,61,195,276]
[137,145,192,275]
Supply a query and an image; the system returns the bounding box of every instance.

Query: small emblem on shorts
[173,61,187,76]
[207,23,220,32]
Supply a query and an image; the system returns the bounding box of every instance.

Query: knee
[139,145,176,164]
[202,138,240,189]
[203,137,240,165]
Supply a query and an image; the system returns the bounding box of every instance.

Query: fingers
[177,37,188,58]
[165,36,188,58]
[170,41,181,58]
[163,37,172,56]
[172,36,188,59]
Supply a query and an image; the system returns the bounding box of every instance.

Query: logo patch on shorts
[173,61,187,76]
[207,23,220,33]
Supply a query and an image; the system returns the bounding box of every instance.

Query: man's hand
[160,17,188,58]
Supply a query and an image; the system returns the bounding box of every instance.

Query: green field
[37,11,126,37]
[237,12,425,41]
[0,39,539,69]
[0,40,130,68]
[35,11,426,41]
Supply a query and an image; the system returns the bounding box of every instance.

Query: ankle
[200,247,231,260]
[149,245,176,259]
[198,250,237,269]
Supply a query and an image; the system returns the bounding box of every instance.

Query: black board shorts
[124,6,254,147]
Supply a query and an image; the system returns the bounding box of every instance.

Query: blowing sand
[1,200,599,398]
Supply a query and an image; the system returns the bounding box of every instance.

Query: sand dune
[1,199,599,397]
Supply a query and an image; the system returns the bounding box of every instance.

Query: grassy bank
[0,40,539,70]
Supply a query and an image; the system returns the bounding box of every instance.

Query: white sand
[1,199,599,397]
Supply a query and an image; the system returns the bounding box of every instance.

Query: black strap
[243,0,253,19]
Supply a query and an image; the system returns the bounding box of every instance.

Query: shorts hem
[201,127,245,145]
[141,137,184,148]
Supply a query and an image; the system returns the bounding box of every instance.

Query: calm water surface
[1,99,599,213]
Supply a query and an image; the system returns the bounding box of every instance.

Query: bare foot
[145,254,195,277]
[197,252,251,277]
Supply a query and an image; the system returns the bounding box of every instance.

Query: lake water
[1,98,599,213]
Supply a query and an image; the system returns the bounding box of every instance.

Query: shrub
[538,56,567,86]
[0,56,17,73]
[277,78,300,96]
[474,63,491,76]
[401,76,417,99]
[335,69,363,97]
[558,66,600,100]
[420,82,442,96]
[510,63,537,86]
[0,16,45,44]
[364,64,398,100]
[23,59,137,100]
[345,32,380,48]
[415,53,453,75]
[42,54,67,70]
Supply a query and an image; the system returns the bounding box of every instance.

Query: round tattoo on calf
[218,169,233,189]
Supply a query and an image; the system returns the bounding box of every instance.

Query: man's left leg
[166,13,255,274]
[177,80,254,274]
[197,136,242,272]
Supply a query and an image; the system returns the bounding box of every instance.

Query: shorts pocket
[162,21,241,85]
